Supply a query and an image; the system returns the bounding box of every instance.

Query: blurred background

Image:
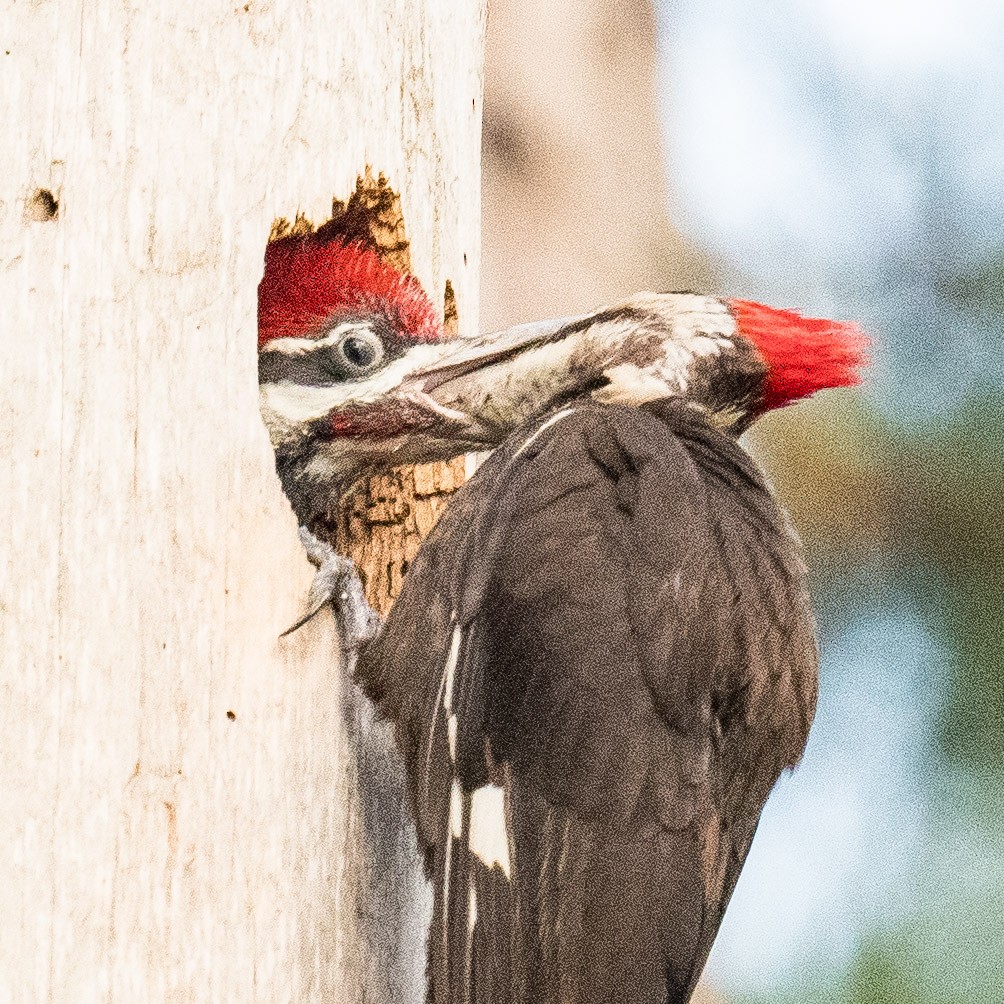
[480,1,1004,1001]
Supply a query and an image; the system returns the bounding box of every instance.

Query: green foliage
[846,938,930,1004]
[894,389,1004,774]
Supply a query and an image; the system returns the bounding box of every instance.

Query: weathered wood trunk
[0,2,484,1000]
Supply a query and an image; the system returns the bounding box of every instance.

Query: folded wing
[356,399,818,1004]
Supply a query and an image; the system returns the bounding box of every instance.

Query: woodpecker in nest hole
[258,228,867,1004]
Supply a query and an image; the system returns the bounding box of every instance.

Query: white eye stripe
[263,320,377,356]
[259,342,452,426]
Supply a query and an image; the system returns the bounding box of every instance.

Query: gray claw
[282,527,382,648]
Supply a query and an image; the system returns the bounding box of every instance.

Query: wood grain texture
[0,1,484,1000]
[327,178,473,612]
[333,454,470,614]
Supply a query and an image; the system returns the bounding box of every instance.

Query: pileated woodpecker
[258,233,866,1003]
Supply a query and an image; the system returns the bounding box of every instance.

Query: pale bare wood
[0,2,484,1001]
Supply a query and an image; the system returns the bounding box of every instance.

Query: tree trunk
[0,2,484,1001]
[481,0,716,332]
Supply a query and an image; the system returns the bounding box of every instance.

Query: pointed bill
[407,315,586,391]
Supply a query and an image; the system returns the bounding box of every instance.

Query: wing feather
[356,399,818,1003]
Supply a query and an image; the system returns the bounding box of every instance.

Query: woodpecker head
[258,236,867,524]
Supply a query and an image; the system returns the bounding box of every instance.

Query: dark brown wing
[356,399,818,1004]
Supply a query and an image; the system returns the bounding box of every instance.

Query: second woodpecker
[258,228,866,1003]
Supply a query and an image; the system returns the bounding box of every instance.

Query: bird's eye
[335,328,385,375]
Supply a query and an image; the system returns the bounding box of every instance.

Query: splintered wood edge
[267,169,467,615]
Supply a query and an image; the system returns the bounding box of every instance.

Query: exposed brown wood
[326,173,468,615]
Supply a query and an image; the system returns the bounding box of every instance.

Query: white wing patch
[431,615,515,984]
[449,780,464,840]
[468,884,478,935]
[469,784,512,878]
[442,620,462,718]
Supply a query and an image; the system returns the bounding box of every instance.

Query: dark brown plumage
[356,399,817,1003]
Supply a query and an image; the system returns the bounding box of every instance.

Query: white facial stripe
[587,295,737,407]
[679,300,737,343]
[259,343,447,429]
[627,292,735,340]
[259,292,743,461]
[435,296,737,425]
[591,364,677,405]
[464,451,489,479]
[263,320,375,356]
[469,784,512,878]
[398,390,470,425]
[596,298,734,354]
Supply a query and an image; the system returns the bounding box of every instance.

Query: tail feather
[430,776,725,1004]
[429,785,517,1004]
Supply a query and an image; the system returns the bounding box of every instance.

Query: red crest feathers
[727,299,869,411]
[257,236,443,349]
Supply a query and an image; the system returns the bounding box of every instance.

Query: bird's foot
[282,527,382,650]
